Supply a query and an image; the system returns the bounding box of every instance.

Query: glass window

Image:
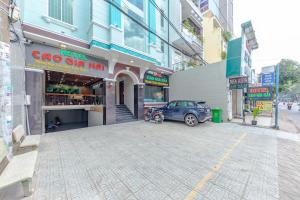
[167,101,177,108]
[144,85,165,102]
[177,101,195,108]
[124,10,147,52]
[160,13,164,28]
[127,0,144,10]
[90,0,93,21]
[49,0,73,24]
[160,40,164,53]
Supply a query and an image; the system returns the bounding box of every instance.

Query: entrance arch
[113,70,140,85]
[114,70,140,117]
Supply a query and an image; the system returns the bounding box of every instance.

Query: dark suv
[159,100,212,126]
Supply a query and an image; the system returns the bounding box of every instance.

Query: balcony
[173,25,203,56]
[172,58,204,71]
[181,0,203,28]
[200,0,220,20]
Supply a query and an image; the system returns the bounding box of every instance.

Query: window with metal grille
[49,0,73,24]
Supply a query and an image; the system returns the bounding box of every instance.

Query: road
[279,103,300,133]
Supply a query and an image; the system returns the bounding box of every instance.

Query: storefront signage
[248,87,273,100]
[144,70,169,87]
[229,76,248,89]
[25,44,108,78]
[262,73,275,86]
[256,101,273,111]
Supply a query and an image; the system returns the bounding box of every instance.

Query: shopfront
[144,70,169,108]
[25,43,108,133]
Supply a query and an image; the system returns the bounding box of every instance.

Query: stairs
[116,105,137,124]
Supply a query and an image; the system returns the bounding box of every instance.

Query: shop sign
[229,76,248,89]
[144,70,169,87]
[262,73,275,86]
[248,87,273,100]
[256,101,273,111]
[25,44,108,78]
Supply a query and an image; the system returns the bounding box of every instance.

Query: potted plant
[251,107,260,125]
[222,31,232,42]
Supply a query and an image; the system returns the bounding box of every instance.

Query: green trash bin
[211,108,222,123]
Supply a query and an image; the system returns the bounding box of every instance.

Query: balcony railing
[182,27,203,47]
[172,60,200,71]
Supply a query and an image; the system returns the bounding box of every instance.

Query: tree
[278,59,300,93]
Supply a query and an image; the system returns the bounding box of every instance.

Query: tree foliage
[278,59,300,93]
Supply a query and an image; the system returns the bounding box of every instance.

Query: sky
[234,0,300,72]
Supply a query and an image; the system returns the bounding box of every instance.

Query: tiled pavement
[1,121,299,200]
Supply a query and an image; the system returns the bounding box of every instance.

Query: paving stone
[0,122,298,200]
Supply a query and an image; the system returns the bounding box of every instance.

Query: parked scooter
[287,102,292,110]
[144,107,164,123]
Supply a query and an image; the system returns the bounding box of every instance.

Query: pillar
[134,84,145,120]
[104,81,116,125]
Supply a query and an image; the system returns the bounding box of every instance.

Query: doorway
[119,81,124,105]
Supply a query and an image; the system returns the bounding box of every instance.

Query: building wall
[18,0,183,69]
[18,0,91,41]
[219,0,233,34]
[169,61,231,121]
[202,16,224,64]
[10,23,26,130]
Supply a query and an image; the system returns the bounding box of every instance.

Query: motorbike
[144,107,164,123]
[287,103,292,110]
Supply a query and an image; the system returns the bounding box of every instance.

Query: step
[116,118,138,123]
[116,109,132,113]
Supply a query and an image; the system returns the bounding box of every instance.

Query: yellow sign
[256,101,272,111]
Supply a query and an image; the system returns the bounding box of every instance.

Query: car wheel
[185,114,198,127]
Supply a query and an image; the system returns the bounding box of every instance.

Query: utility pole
[275,64,280,129]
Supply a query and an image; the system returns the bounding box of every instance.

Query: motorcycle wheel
[154,114,163,124]
[144,115,150,121]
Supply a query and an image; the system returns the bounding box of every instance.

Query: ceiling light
[60,43,67,49]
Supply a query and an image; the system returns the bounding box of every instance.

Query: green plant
[221,51,227,60]
[252,107,260,120]
[222,31,232,42]
[183,20,199,39]
[187,59,197,68]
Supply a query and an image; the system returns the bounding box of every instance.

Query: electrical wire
[108,0,195,58]
[148,0,203,57]
[148,0,207,65]
[105,0,207,66]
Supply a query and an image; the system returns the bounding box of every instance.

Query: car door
[173,101,187,121]
[163,101,177,120]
